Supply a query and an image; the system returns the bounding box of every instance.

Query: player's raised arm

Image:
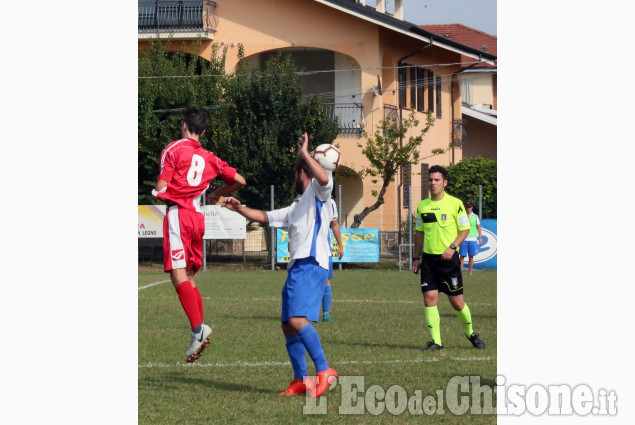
[297,132,329,186]
[222,196,269,225]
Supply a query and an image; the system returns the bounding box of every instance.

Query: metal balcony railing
[323,103,365,136]
[382,104,399,137]
[383,104,398,122]
[138,1,217,34]
[452,119,467,146]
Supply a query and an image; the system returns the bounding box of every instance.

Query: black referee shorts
[419,252,463,296]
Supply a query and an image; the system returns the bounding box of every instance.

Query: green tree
[351,109,435,228]
[138,42,339,210]
[445,156,497,218]
[220,53,340,210]
[138,38,228,204]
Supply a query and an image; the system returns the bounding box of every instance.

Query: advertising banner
[470,219,497,270]
[276,228,379,263]
[138,205,246,239]
[201,205,246,239]
[138,205,166,238]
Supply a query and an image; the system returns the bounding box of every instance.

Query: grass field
[139,265,497,424]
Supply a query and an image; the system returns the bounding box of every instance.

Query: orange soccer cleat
[279,377,315,396]
[309,367,338,398]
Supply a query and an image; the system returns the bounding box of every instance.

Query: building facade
[138,0,496,234]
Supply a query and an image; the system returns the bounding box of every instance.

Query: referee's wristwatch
[412,255,421,262]
[449,243,457,250]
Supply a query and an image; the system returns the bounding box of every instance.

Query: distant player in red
[153,107,246,363]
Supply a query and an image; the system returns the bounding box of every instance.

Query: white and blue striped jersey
[266,172,333,270]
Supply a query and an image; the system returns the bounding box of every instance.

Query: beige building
[422,23,497,160]
[138,0,496,237]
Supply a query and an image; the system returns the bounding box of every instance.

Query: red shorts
[163,205,205,273]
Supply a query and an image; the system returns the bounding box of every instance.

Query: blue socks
[298,323,328,372]
[285,333,307,379]
[285,322,330,378]
[322,285,332,315]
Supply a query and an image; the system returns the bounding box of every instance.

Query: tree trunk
[350,177,391,228]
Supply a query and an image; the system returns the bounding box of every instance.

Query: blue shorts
[459,240,479,257]
[328,256,333,279]
[281,257,328,322]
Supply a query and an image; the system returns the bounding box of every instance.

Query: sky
[403,0,496,34]
[366,0,497,35]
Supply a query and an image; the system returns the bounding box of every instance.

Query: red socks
[193,287,204,319]
[176,281,203,329]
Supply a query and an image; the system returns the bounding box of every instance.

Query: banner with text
[201,205,246,239]
[138,205,246,239]
[276,228,379,263]
[138,205,166,238]
[468,219,497,270]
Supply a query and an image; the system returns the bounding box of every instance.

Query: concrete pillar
[395,0,403,20]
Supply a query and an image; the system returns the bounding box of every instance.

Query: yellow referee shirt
[415,193,470,255]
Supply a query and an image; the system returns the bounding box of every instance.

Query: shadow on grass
[439,313,497,320]
[327,338,423,351]
[219,314,280,321]
[164,372,272,394]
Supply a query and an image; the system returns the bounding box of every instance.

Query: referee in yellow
[412,165,486,351]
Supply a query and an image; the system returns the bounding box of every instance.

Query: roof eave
[462,105,497,126]
[314,0,497,65]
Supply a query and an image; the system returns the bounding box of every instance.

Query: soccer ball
[313,144,341,171]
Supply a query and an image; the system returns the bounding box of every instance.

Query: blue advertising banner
[469,219,497,270]
[276,228,380,263]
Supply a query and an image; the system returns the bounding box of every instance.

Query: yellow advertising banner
[138,205,166,238]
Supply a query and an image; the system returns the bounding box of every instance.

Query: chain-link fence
[138,183,489,270]
[138,232,271,266]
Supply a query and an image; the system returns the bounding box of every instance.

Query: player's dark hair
[428,165,448,180]
[182,107,207,136]
[295,158,312,176]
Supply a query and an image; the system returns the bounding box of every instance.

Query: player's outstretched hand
[298,132,309,158]
[222,196,241,211]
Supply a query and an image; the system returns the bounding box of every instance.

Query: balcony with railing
[323,103,365,136]
[382,104,399,137]
[138,1,217,39]
[383,104,398,122]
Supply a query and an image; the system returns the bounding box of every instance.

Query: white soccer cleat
[186,324,213,363]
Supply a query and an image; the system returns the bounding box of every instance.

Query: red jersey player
[153,107,246,363]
